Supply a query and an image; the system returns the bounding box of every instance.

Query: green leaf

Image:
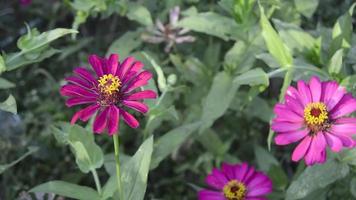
[254,145,278,172]
[329,3,356,56]
[0,146,38,174]
[0,94,17,114]
[327,49,343,75]
[177,12,239,40]
[294,0,319,18]
[121,136,153,200]
[0,78,15,89]
[30,180,100,200]
[259,6,293,68]
[341,75,356,96]
[5,28,77,70]
[5,48,60,71]
[268,165,288,191]
[224,38,263,73]
[200,72,238,131]
[0,55,5,74]
[233,68,269,86]
[106,31,142,58]
[127,3,153,26]
[150,122,201,169]
[68,125,104,173]
[350,178,356,198]
[142,52,167,91]
[286,159,349,200]
[273,19,316,54]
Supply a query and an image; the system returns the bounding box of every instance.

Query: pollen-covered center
[223,180,247,200]
[98,74,121,95]
[304,102,328,126]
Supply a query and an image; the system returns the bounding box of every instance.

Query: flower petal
[123,71,153,93]
[107,54,119,75]
[205,168,228,190]
[273,103,303,122]
[292,136,312,162]
[122,100,149,113]
[93,108,109,133]
[309,76,322,102]
[120,109,139,128]
[70,105,98,124]
[66,97,97,107]
[330,94,356,119]
[297,80,312,106]
[107,106,119,135]
[89,55,104,77]
[117,56,135,79]
[304,133,327,165]
[198,190,224,200]
[73,67,98,83]
[275,129,308,145]
[271,121,304,132]
[324,132,343,152]
[124,90,157,101]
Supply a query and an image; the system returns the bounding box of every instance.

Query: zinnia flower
[272,76,356,165]
[60,54,157,135]
[141,6,195,53]
[199,162,272,200]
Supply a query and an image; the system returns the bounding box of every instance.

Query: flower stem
[91,169,102,195]
[113,134,124,200]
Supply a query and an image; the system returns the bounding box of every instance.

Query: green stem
[91,169,102,195]
[113,134,123,200]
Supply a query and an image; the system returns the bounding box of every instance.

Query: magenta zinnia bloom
[60,54,157,135]
[20,0,31,5]
[199,163,272,200]
[272,76,356,165]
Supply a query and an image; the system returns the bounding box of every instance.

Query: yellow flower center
[223,180,247,200]
[304,102,328,126]
[98,74,121,95]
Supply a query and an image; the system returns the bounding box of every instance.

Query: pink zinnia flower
[60,54,157,135]
[198,162,272,200]
[272,76,356,165]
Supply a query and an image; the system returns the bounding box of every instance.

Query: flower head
[272,76,356,165]
[198,162,272,200]
[141,6,195,53]
[60,54,157,135]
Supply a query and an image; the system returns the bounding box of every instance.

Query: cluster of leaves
[1,0,356,199]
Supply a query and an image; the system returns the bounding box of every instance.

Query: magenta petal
[117,56,135,79]
[284,95,304,115]
[66,97,97,107]
[246,172,271,189]
[107,54,119,75]
[221,163,236,180]
[124,90,157,101]
[330,94,356,119]
[205,168,228,190]
[304,133,326,165]
[275,129,308,145]
[247,185,273,197]
[60,85,97,98]
[297,80,312,106]
[292,136,312,162]
[73,67,98,83]
[93,108,109,133]
[330,118,356,135]
[235,162,249,182]
[65,76,92,89]
[326,86,346,111]
[271,121,304,132]
[325,132,343,152]
[123,71,153,93]
[80,104,99,121]
[198,190,224,200]
[121,61,145,84]
[273,103,303,122]
[107,106,119,135]
[120,109,139,128]
[309,76,321,102]
[321,81,339,104]
[89,55,104,77]
[122,100,149,113]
